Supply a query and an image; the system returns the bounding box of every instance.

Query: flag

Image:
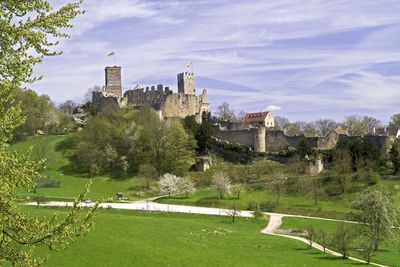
[186,61,192,68]
[107,51,115,57]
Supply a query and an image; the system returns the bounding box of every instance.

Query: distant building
[92,66,210,122]
[243,111,274,128]
[371,127,400,138]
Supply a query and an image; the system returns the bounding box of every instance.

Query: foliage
[158,173,180,197]
[211,172,232,199]
[139,163,158,189]
[388,113,400,128]
[314,119,338,136]
[389,140,400,174]
[216,102,235,120]
[0,0,100,266]
[195,122,213,154]
[305,225,317,249]
[332,223,357,258]
[177,177,196,198]
[75,107,136,175]
[341,115,368,136]
[159,122,195,176]
[349,190,397,251]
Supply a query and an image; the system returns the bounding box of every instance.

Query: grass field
[280,217,400,266]
[13,207,359,267]
[11,135,157,201]
[156,188,352,219]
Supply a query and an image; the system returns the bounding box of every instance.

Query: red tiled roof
[243,111,270,124]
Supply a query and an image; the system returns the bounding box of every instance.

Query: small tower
[105,66,122,97]
[177,72,195,95]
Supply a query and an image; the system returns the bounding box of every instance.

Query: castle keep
[93,66,210,122]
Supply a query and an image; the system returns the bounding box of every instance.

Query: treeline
[75,106,198,176]
[12,88,77,141]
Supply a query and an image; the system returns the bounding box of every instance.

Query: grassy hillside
[18,207,357,267]
[11,135,157,201]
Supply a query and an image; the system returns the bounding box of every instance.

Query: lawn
[280,217,400,266]
[157,188,353,220]
[11,135,157,201]
[14,207,359,267]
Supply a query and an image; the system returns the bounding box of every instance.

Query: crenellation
[93,66,211,122]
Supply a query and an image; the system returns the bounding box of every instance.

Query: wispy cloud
[31,0,400,123]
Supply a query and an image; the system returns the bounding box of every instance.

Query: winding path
[27,199,388,267]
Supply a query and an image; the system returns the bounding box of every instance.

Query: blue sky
[31,0,400,122]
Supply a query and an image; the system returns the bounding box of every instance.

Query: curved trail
[27,199,388,267]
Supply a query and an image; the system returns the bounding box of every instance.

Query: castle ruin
[93,66,210,122]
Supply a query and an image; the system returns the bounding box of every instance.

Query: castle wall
[265,131,318,152]
[124,85,171,110]
[211,124,265,152]
[161,93,202,119]
[92,92,121,113]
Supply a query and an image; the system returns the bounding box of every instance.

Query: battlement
[178,72,196,95]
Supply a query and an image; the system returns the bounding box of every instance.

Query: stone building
[243,111,274,128]
[93,66,210,122]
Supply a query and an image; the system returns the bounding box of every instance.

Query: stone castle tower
[105,66,122,97]
[177,72,195,95]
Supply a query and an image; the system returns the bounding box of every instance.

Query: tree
[195,122,213,154]
[301,122,317,137]
[333,223,356,258]
[159,122,195,176]
[317,230,329,253]
[286,122,302,136]
[363,116,381,133]
[274,116,289,132]
[178,177,196,198]
[139,164,158,189]
[158,173,180,197]
[0,1,98,265]
[212,172,232,199]
[314,119,338,136]
[388,113,400,128]
[334,145,352,193]
[271,176,287,207]
[216,102,235,120]
[349,190,397,251]
[84,85,102,103]
[389,140,400,175]
[232,184,245,199]
[225,202,240,222]
[59,100,77,115]
[305,225,317,249]
[342,115,368,136]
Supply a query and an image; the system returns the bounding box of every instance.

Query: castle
[93,66,211,122]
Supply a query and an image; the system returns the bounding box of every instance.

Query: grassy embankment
[15,207,358,267]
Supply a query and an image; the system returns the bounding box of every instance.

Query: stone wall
[105,66,122,97]
[123,85,172,110]
[265,131,318,152]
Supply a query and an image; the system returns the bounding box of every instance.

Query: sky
[31,0,400,123]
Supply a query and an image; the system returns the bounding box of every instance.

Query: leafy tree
[139,163,158,189]
[195,122,213,154]
[305,225,317,249]
[342,115,368,136]
[59,100,77,115]
[0,0,98,265]
[216,102,235,120]
[349,190,397,251]
[389,140,400,174]
[333,223,356,258]
[212,172,232,199]
[317,230,329,253]
[334,144,352,193]
[159,122,195,176]
[182,115,198,136]
[158,173,180,197]
[271,176,287,207]
[301,122,317,137]
[177,177,196,198]
[388,113,400,128]
[286,122,302,136]
[232,184,245,199]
